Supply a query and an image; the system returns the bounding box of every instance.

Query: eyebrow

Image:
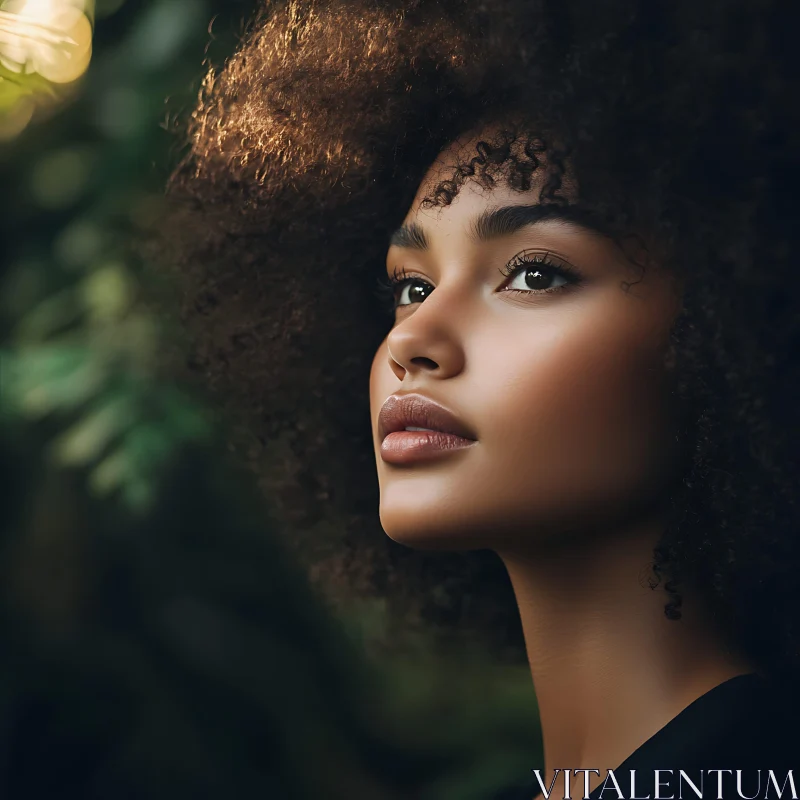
[388,204,606,251]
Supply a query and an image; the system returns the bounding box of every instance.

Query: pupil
[408,280,429,302]
[525,267,550,289]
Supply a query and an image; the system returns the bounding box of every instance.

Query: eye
[374,267,434,314]
[397,278,434,306]
[374,253,582,317]
[499,252,582,295]
[504,265,568,292]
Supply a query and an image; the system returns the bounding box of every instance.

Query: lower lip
[380,430,477,464]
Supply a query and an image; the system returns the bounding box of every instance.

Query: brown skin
[369,131,756,798]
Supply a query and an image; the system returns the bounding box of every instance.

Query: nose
[385,287,466,382]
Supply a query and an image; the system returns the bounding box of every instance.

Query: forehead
[405,180,540,234]
[404,126,576,229]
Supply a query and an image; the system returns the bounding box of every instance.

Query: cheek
[470,299,676,525]
[494,313,664,437]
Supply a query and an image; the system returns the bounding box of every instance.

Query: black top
[493,673,799,800]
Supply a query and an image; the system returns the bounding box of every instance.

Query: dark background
[0,1,542,798]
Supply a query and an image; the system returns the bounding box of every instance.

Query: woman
[167,0,800,796]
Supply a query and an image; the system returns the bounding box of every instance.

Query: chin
[378,495,493,551]
[379,517,472,551]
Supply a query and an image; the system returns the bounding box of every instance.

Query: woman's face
[369,133,682,554]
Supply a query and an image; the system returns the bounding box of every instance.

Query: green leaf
[2,343,108,417]
[81,262,135,321]
[121,477,155,513]
[0,63,57,99]
[159,386,212,442]
[15,287,83,342]
[89,444,129,495]
[122,422,173,472]
[50,391,137,466]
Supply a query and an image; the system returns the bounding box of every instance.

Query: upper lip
[378,393,477,441]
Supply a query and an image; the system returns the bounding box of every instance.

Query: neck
[496,514,756,798]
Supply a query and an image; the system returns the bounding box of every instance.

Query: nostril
[410,356,438,369]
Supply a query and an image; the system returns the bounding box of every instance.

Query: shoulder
[489,676,800,800]
[604,674,799,798]
[708,675,799,766]
[631,674,798,767]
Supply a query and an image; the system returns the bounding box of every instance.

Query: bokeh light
[0,0,93,137]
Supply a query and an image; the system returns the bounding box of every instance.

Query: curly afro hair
[164,0,800,675]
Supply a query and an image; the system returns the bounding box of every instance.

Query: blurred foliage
[0,428,543,799]
[0,0,230,512]
[0,0,543,798]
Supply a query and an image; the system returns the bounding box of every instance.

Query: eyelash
[374,251,584,315]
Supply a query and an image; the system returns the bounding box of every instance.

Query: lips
[378,393,477,442]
